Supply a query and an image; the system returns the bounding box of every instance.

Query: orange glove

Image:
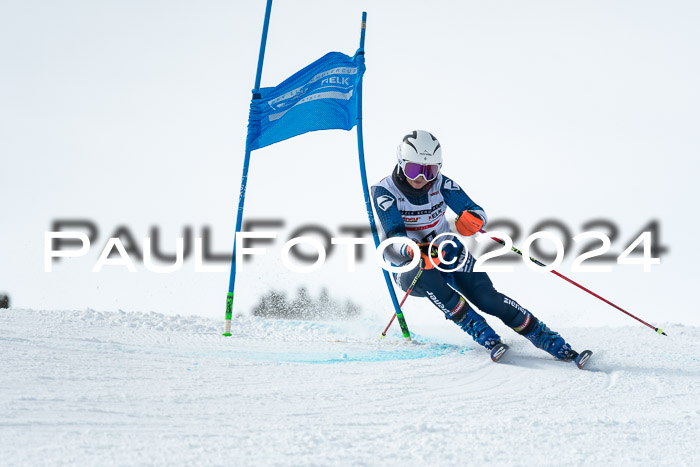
[407,242,445,270]
[456,211,484,237]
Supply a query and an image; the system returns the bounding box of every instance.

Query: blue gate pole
[354,12,412,340]
[223,0,274,336]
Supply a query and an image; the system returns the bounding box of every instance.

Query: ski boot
[452,307,502,351]
[516,312,575,361]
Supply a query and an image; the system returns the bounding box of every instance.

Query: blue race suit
[371,166,529,329]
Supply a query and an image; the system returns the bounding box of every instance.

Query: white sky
[1,0,698,327]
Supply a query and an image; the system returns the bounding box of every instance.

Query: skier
[371,130,589,365]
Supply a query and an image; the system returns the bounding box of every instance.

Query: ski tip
[490,342,509,362]
[575,350,593,370]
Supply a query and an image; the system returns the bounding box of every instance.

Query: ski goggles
[402,161,440,181]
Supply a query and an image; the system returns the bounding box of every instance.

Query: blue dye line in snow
[235,344,469,364]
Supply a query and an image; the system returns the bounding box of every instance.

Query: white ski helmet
[396,130,442,180]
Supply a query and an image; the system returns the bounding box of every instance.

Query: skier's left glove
[407,242,445,270]
[456,211,484,237]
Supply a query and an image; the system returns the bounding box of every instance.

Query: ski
[487,343,591,369]
[574,350,593,369]
[490,342,509,362]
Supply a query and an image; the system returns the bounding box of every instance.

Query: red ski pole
[479,229,666,336]
[381,266,424,337]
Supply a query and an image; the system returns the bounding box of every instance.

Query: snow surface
[1,308,698,466]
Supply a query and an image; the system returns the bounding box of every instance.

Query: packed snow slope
[1,309,698,466]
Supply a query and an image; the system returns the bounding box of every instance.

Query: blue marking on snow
[213,320,475,364]
[235,343,468,364]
